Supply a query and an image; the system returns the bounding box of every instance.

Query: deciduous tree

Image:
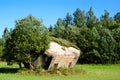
[3,15,50,69]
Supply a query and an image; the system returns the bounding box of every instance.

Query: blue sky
[0,0,120,38]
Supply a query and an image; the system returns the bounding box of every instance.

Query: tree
[97,27,116,63]
[64,12,73,27]
[2,27,10,40]
[0,27,10,59]
[0,46,2,59]
[0,38,5,59]
[100,10,111,28]
[64,25,80,44]
[77,27,101,63]
[56,18,66,27]
[112,28,120,63]
[73,8,86,27]
[3,15,50,69]
[53,18,66,38]
[86,7,97,29]
[114,12,120,23]
[50,7,120,64]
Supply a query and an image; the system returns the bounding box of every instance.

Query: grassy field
[0,62,120,80]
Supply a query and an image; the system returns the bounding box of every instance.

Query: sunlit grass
[0,62,120,80]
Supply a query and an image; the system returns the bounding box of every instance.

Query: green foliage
[100,10,115,29]
[50,37,78,49]
[54,24,66,38]
[76,27,101,63]
[2,15,50,68]
[0,46,2,59]
[98,28,117,63]
[114,12,120,23]
[112,28,120,62]
[0,38,5,59]
[1,7,120,64]
[73,8,86,27]
[65,12,73,27]
[53,21,80,46]
[2,27,10,40]
[51,7,120,64]
[65,25,80,44]
[86,7,97,28]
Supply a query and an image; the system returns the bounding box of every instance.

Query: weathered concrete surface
[32,42,80,69]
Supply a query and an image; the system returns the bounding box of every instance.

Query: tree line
[0,7,120,68]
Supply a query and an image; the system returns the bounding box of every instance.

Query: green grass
[50,37,79,49]
[0,62,120,80]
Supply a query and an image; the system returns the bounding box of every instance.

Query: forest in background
[0,7,120,67]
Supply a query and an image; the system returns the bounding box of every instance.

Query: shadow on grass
[0,67,19,73]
